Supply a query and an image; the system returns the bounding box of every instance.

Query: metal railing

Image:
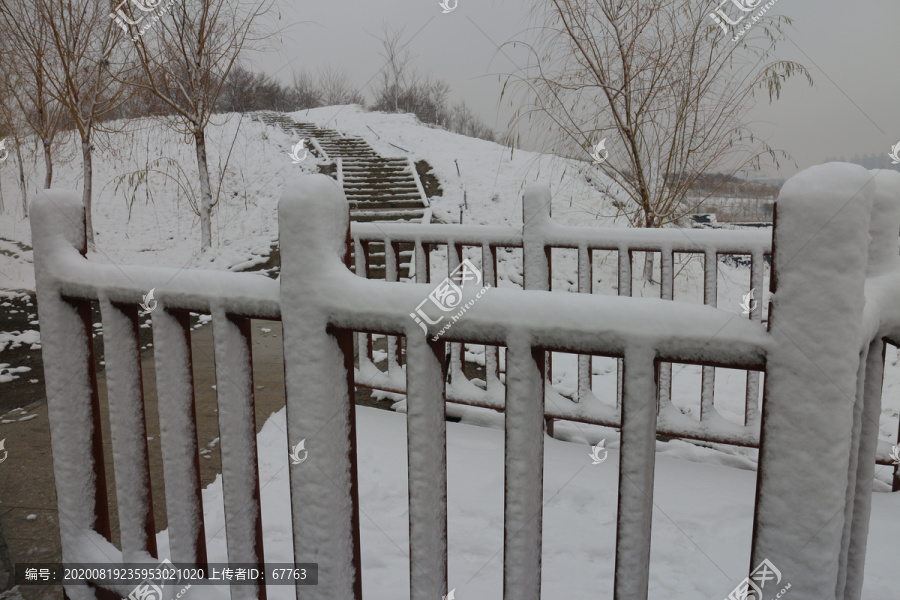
[31,166,900,600]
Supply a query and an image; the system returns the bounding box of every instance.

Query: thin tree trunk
[81,138,95,249]
[643,251,655,283]
[643,208,655,283]
[194,128,213,249]
[16,140,27,218]
[42,138,53,188]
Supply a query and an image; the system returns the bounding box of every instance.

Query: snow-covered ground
[147,405,900,600]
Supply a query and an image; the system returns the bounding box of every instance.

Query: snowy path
[154,406,900,600]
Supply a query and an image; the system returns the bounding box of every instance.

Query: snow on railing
[350,189,773,450]
[30,165,900,600]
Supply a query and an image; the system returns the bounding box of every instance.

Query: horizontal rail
[350,221,772,254]
[317,274,770,366]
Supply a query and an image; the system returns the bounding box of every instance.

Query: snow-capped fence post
[577,243,592,401]
[841,169,900,598]
[745,249,765,426]
[30,190,114,600]
[98,298,158,561]
[658,248,674,409]
[405,334,450,600]
[482,242,502,394]
[210,309,267,596]
[522,185,555,433]
[503,335,546,600]
[151,307,209,565]
[278,174,363,600]
[751,164,876,600]
[614,346,659,599]
[700,249,718,420]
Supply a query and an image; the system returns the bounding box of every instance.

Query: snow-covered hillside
[0,105,621,291]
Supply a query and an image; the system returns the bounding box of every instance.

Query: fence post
[750,164,876,599]
[522,185,553,434]
[279,174,362,600]
[31,190,114,600]
[842,169,900,599]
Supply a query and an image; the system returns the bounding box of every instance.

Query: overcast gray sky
[253,0,899,178]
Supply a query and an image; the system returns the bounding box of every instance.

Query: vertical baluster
[385,239,401,375]
[415,240,428,284]
[658,250,673,410]
[745,250,765,425]
[577,245,592,403]
[614,347,658,600]
[522,186,553,431]
[406,336,449,600]
[482,243,501,395]
[356,239,373,364]
[836,343,869,595]
[211,311,266,600]
[448,243,464,384]
[616,247,632,411]
[843,340,887,599]
[503,336,545,600]
[152,308,208,566]
[844,170,900,597]
[99,299,157,560]
[700,250,718,421]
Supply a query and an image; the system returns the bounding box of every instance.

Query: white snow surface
[144,405,900,600]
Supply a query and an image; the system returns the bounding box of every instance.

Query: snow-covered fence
[31,191,280,600]
[350,188,774,450]
[30,164,900,600]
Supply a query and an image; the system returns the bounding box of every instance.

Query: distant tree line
[107,62,496,143]
[824,153,900,171]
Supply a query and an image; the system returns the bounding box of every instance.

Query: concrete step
[346,192,423,201]
[344,182,416,189]
[348,200,427,210]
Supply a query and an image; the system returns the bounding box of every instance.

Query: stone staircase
[252,112,429,279]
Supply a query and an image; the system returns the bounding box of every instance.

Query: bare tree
[125,0,275,250]
[289,69,323,110]
[218,64,292,113]
[0,0,67,191]
[316,65,366,107]
[503,0,811,240]
[38,0,132,249]
[375,23,413,113]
